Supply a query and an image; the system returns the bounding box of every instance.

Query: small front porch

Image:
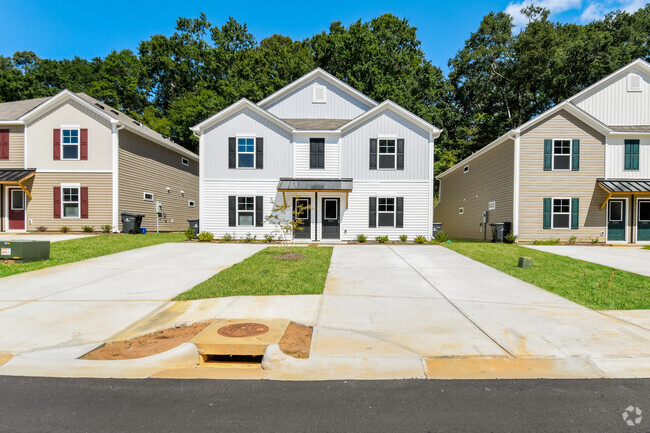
[0,169,35,233]
[598,179,650,244]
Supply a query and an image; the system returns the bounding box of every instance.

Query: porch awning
[597,178,650,209]
[277,178,353,192]
[0,169,36,199]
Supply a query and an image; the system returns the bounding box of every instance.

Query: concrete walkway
[524,245,650,277]
[0,243,264,354]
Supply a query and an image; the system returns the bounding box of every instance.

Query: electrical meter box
[0,240,50,262]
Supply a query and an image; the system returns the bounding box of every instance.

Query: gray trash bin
[121,212,145,234]
[490,223,505,243]
[187,219,199,236]
[432,223,443,237]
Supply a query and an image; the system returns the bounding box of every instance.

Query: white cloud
[505,0,582,28]
[580,3,604,21]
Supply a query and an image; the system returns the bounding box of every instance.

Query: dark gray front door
[607,199,626,241]
[638,200,650,242]
[322,198,340,239]
[293,197,311,239]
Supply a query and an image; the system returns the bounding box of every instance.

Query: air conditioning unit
[0,240,50,262]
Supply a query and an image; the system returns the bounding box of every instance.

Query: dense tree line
[1,7,648,174]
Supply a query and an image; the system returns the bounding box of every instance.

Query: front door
[8,188,25,230]
[322,198,340,239]
[638,200,650,242]
[607,199,626,241]
[293,197,311,239]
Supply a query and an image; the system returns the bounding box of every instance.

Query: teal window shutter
[543,198,551,229]
[625,139,640,170]
[571,198,579,229]
[544,139,552,171]
[571,139,580,171]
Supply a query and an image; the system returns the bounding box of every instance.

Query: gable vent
[312,84,327,104]
[628,73,642,92]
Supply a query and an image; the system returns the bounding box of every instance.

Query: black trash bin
[490,223,505,243]
[187,219,199,237]
[121,212,145,234]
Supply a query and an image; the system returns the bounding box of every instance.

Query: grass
[444,240,650,310]
[174,246,333,300]
[0,233,185,278]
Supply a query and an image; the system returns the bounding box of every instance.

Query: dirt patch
[274,253,306,260]
[278,322,313,359]
[81,321,212,360]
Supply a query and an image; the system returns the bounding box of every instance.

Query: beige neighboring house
[0,90,198,233]
[436,59,650,244]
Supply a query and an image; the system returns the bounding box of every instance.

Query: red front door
[8,188,25,230]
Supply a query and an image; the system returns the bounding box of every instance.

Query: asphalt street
[0,377,648,432]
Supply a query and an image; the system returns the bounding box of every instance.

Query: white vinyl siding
[605,136,650,179]
[294,136,340,178]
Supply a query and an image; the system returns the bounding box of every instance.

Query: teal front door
[638,200,650,242]
[607,199,626,241]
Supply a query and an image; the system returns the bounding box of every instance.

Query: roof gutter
[0,121,25,126]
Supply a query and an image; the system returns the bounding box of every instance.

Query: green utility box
[0,240,50,262]
[518,256,533,269]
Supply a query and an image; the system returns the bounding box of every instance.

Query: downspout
[510,130,521,239]
[111,121,125,232]
[193,129,203,234]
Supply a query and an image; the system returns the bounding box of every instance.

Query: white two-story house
[192,69,440,241]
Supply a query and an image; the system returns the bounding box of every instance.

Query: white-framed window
[181,157,189,166]
[61,127,80,160]
[609,200,623,222]
[312,84,327,103]
[552,198,571,229]
[377,197,395,227]
[237,137,255,168]
[188,200,196,208]
[458,207,464,215]
[628,73,642,92]
[61,184,80,218]
[143,192,154,201]
[237,196,255,226]
[552,139,571,170]
[488,201,496,210]
[11,189,24,210]
[463,165,469,173]
[323,198,338,221]
[378,139,396,169]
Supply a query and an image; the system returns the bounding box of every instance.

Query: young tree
[265,199,310,257]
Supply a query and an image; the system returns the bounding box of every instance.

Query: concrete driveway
[0,243,264,354]
[523,245,650,277]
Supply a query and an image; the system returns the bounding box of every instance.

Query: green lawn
[444,240,650,310]
[175,246,333,300]
[0,233,185,278]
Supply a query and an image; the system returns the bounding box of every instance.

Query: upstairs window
[237,138,255,168]
[553,139,571,170]
[62,128,80,160]
[378,139,396,169]
[310,138,325,169]
[237,196,255,226]
[624,139,640,170]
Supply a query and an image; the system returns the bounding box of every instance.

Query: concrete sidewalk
[523,245,650,277]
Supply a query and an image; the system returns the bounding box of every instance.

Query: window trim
[10,189,24,211]
[377,197,396,227]
[236,196,255,226]
[181,157,189,166]
[61,183,81,219]
[552,139,571,171]
[609,200,623,222]
[377,137,397,170]
[236,136,256,169]
[188,200,196,208]
[143,192,154,202]
[551,197,572,229]
[60,126,81,161]
[323,198,339,221]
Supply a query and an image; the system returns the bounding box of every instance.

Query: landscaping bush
[399,234,408,243]
[504,232,518,244]
[220,233,234,242]
[435,231,449,243]
[36,226,47,232]
[197,231,214,242]
[568,235,578,245]
[59,226,70,233]
[356,234,367,243]
[102,224,112,234]
[81,225,95,233]
[264,234,275,243]
[375,235,389,244]
[532,239,560,245]
[590,236,600,244]
[184,226,196,240]
[414,235,427,244]
[242,232,256,243]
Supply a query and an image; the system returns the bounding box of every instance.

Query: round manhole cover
[217,323,270,338]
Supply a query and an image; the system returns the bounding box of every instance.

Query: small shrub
[532,238,560,245]
[36,226,47,232]
[59,226,70,233]
[81,225,94,233]
[242,232,256,243]
[414,235,427,244]
[375,235,389,244]
[263,234,275,243]
[504,232,518,244]
[197,231,214,242]
[220,233,234,243]
[435,231,449,243]
[590,236,600,244]
[568,235,578,245]
[184,226,196,240]
[356,234,367,243]
[399,234,408,243]
[102,224,112,234]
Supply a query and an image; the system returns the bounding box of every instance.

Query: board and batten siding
[341,110,431,181]
[573,66,650,126]
[435,140,515,240]
[202,108,292,180]
[518,110,607,242]
[293,135,340,178]
[118,130,198,232]
[24,172,112,232]
[263,77,372,119]
[0,126,24,169]
[26,99,113,171]
[606,135,650,178]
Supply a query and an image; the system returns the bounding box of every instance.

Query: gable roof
[191,98,295,134]
[0,97,51,122]
[341,100,441,136]
[568,58,650,105]
[257,68,378,109]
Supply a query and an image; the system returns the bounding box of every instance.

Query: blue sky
[0,0,645,74]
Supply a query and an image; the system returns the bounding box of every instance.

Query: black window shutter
[571,139,580,171]
[256,137,263,169]
[256,196,263,227]
[228,196,236,227]
[369,138,377,170]
[396,197,404,228]
[571,198,579,230]
[318,140,325,168]
[543,198,551,229]
[544,139,552,171]
[228,137,236,169]
[397,139,405,170]
[369,197,377,227]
